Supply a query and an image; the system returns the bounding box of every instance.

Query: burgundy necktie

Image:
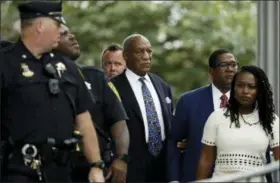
[220,94,228,108]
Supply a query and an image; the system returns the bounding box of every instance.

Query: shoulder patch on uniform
[108,81,121,101]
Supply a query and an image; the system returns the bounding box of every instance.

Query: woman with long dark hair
[196,65,279,182]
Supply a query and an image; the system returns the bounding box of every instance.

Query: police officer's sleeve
[0,58,5,122]
[103,78,128,127]
[74,67,91,115]
[0,55,4,116]
[0,69,2,118]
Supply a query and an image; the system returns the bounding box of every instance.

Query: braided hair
[225,65,275,138]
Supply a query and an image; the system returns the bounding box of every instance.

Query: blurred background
[1,1,257,102]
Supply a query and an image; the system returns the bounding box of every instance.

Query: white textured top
[125,69,165,142]
[202,109,279,182]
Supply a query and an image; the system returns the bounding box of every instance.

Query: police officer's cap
[18,1,66,25]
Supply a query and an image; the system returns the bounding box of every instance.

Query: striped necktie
[220,94,228,108]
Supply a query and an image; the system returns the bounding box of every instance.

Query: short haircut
[122,33,142,52]
[20,18,36,29]
[208,48,232,68]
[101,43,123,62]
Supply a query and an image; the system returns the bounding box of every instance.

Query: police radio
[44,63,60,95]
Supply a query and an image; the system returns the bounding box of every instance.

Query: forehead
[218,53,236,63]
[131,36,151,50]
[103,50,123,60]
[40,17,59,26]
[60,24,70,32]
[104,50,122,57]
[236,72,256,84]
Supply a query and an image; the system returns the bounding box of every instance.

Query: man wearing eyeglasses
[167,49,238,182]
[0,1,104,182]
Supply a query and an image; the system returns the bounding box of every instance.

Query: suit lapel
[116,72,143,122]
[148,74,170,131]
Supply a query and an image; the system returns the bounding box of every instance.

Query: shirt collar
[125,69,150,83]
[17,39,54,61]
[211,83,230,99]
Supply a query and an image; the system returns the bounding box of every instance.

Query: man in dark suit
[167,49,238,182]
[111,34,173,182]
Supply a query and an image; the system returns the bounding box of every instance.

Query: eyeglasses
[216,62,239,70]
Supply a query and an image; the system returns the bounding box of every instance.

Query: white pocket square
[84,81,91,90]
[165,97,171,104]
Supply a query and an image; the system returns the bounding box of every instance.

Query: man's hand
[177,139,187,153]
[88,167,105,183]
[105,158,127,183]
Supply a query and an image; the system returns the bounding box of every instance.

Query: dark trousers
[71,165,89,183]
[2,161,70,182]
[127,143,167,182]
[145,149,167,182]
[2,173,38,183]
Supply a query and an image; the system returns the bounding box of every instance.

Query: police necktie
[220,94,228,108]
[139,77,163,156]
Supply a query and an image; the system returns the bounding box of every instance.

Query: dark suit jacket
[167,85,214,182]
[111,71,173,182]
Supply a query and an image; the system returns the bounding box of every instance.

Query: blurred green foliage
[1,1,257,102]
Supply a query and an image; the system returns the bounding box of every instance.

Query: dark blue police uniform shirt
[0,39,90,144]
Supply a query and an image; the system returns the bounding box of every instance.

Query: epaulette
[0,40,14,48]
[79,65,105,74]
[0,42,16,53]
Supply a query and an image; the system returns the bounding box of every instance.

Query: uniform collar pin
[22,54,27,59]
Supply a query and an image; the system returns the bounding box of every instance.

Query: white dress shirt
[125,69,165,142]
[211,84,230,111]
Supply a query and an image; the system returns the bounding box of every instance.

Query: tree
[0,1,257,102]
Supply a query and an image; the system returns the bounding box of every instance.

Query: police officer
[0,1,104,182]
[55,24,130,183]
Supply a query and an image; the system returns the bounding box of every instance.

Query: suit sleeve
[0,57,4,123]
[167,95,190,181]
[0,70,2,122]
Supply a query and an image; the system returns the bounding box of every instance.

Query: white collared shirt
[125,69,165,142]
[211,84,230,111]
